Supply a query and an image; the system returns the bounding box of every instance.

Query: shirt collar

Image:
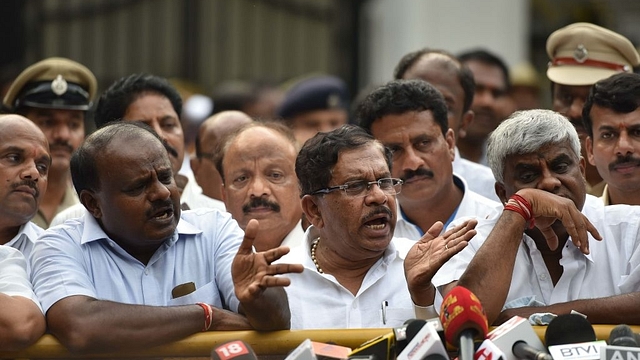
[80,211,202,245]
[302,225,401,272]
[398,174,466,234]
[6,221,42,247]
[523,233,594,263]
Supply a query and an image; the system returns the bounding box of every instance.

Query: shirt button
[352,302,357,309]
[539,274,547,281]
[144,269,149,275]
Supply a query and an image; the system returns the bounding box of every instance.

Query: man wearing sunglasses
[281,125,477,329]
[358,80,501,241]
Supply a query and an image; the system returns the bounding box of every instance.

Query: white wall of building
[359,0,529,87]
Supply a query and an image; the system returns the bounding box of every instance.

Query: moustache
[11,179,39,198]
[609,154,640,171]
[145,199,175,218]
[401,167,434,182]
[49,141,74,153]
[362,206,394,223]
[242,197,280,214]
[161,139,179,159]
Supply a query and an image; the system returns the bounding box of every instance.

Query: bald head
[197,111,254,155]
[192,111,253,200]
[397,50,476,139]
[0,114,47,138]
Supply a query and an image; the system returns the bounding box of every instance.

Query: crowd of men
[0,20,640,355]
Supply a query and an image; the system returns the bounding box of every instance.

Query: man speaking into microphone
[434,109,640,326]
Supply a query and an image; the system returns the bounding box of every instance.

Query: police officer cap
[278,76,349,119]
[546,22,640,86]
[3,57,98,111]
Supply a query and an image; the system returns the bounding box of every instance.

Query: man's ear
[80,190,101,218]
[445,128,456,162]
[190,157,200,176]
[579,155,587,179]
[585,136,596,167]
[495,182,507,204]
[458,110,474,139]
[301,195,325,229]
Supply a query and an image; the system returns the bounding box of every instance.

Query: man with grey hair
[434,109,640,325]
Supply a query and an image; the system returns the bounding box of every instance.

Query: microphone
[544,314,605,360]
[211,340,258,360]
[486,316,551,360]
[348,319,426,360]
[396,319,449,360]
[599,326,640,360]
[285,339,318,360]
[285,339,352,360]
[475,339,506,360]
[545,314,597,347]
[440,286,489,360]
[609,325,639,347]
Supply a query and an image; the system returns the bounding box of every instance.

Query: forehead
[465,60,507,89]
[98,132,168,168]
[0,119,49,148]
[505,141,577,167]
[406,55,463,88]
[123,93,178,119]
[330,143,388,180]
[224,127,297,165]
[553,83,591,98]
[373,110,441,139]
[590,105,640,131]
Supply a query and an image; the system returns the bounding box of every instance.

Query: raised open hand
[404,219,477,304]
[231,219,304,303]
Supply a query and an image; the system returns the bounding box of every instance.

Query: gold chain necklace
[310,237,324,274]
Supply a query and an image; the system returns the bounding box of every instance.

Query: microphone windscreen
[609,325,639,347]
[211,340,258,360]
[544,314,596,347]
[439,286,489,347]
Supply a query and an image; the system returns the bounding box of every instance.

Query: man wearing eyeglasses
[358,80,501,241]
[280,124,477,329]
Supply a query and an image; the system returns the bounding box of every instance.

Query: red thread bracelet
[504,195,535,229]
[196,302,213,331]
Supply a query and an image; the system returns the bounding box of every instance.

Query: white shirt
[281,226,416,329]
[0,246,42,312]
[394,175,502,240]
[453,147,498,202]
[31,208,243,313]
[5,221,42,260]
[181,178,226,211]
[433,195,640,307]
[281,220,305,250]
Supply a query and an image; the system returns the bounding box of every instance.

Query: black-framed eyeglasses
[311,177,403,197]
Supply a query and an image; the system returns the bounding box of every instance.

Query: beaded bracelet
[504,194,535,229]
[196,302,213,331]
